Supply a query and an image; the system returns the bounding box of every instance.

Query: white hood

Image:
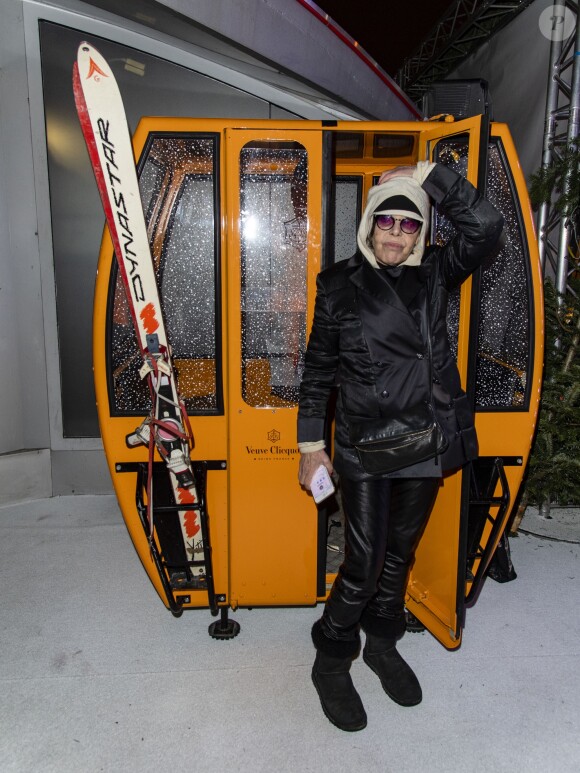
[357,166,433,268]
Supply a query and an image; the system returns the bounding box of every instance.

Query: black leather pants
[320,476,439,643]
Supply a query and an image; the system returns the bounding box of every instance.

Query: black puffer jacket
[297,164,504,480]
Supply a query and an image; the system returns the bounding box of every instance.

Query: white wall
[449,0,555,183]
[0,0,53,499]
[0,0,51,457]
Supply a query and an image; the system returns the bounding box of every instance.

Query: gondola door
[402,117,542,647]
[399,116,486,648]
[223,128,325,607]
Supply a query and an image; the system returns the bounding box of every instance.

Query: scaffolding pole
[537,1,579,293]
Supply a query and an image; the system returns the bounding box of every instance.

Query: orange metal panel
[223,128,324,607]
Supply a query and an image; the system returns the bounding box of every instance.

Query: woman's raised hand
[377,165,416,185]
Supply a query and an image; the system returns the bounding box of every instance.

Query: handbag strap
[424,286,434,405]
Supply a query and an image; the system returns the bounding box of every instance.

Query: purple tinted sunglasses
[374,214,422,234]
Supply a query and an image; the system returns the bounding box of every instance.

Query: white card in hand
[311,464,335,503]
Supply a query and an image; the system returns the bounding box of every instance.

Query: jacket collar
[346,252,432,310]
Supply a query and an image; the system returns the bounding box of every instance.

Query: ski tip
[76,41,112,83]
[77,40,93,59]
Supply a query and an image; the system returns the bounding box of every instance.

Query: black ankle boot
[363,634,422,706]
[312,650,367,731]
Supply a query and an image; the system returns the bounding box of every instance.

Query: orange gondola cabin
[93,116,543,647]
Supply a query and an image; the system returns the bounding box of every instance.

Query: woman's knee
[339,548,384,598]
[328,568,379,610]
[387,477,439,556]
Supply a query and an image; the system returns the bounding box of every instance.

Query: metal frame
[118,460,225,616]
[396,0,536,103]
[464,457,512,606]
[537,1,579,296]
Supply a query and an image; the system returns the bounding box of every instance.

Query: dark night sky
[312,0,457,76]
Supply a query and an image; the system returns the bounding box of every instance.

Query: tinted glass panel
[334,177,361,262]
[475,141,531,409]
[432,136,531,410]
[110,135,221,414]
[334,132,364,158]
[240,142,308,407]
[373,134,415,158]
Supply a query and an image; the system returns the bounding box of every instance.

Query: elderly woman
[297,161,503,731]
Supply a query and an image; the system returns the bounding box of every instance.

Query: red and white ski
[73,42,207,588]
